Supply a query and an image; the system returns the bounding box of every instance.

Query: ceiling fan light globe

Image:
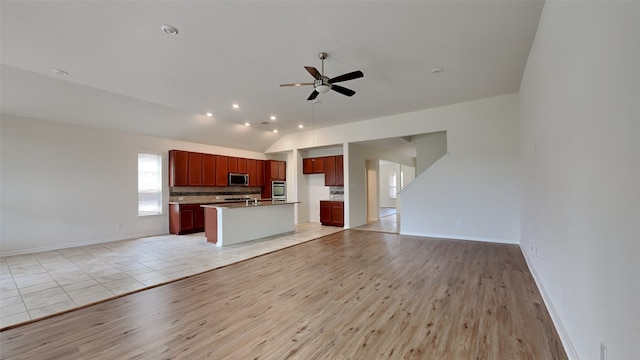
[316,84,331,94]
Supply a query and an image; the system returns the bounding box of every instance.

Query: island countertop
[201,200,300,209]
[202,201,298,246]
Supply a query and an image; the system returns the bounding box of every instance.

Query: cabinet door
[303,158,314,174]
[180,209,194,232]
[313,158,324,173]
[331,203,344,227]
[188,152,203,186]
[278,161,286,180]
[324,156,336,186]
[320,202,332,225]
[237,158,247,173]
[216,155,229,186]
[194,207,205,230]
[256,160,265,186]
[335,155,344,186]
[269,160,279,181]
[228,157,238,173]
[202,154,216,186]
[169,150,189,186]
[247,159,257,186]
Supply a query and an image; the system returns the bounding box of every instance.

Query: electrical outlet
[601,342,607,360]
[178,197,185,200]
[535,246,539,258]
[117,222,123,229]
[457,220,462,227]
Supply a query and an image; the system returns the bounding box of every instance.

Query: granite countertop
[201,200,300,209]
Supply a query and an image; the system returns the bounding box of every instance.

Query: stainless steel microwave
[228,173,249,186]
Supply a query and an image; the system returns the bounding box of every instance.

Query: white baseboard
[399,231,518,245]
[519,245,579,360]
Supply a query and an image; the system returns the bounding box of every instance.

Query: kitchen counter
[201,200,296,209]
[201,201,300,246]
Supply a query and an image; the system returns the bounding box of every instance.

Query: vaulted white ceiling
[0,1,543,152]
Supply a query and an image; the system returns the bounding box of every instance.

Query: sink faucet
[245,199,249,206]
[254,198,258,205]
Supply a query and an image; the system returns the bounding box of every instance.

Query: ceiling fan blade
[329,70,364,84]
[307,90,319,101]
[304,66,322,80]
[331,84,356,97]
[279,82,314,87]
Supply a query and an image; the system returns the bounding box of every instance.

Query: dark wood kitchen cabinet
[228,157,238,173]
[237,157,247,173]
[169,150,189,186]
[303,157,324,174]
[202,154,216,186]
[169,203,205,235]
[320,201,344,227]
[188,152,203,186]
[335,155,344,186]
[215,155,229,186]
[265,160,286,181]
[324,156,336,185]
[303,155,343,186]
[247,159,258,186]
[256,160,265,186]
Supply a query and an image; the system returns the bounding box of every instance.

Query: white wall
[345,143,367,229]
[399,95,520,243]
[269,94,521,239]
[518,2,640,360]
[413,131,447,174]
[0,114,266,255]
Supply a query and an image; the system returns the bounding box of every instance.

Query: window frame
[137,152,164,217]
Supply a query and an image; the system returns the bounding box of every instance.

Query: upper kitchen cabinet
[247,159,257,186]
[228,157,238,173]
[215,155,229,186]
[256,160,265,186]
[326,155,344,186]
[202,154,216,186]
[324,156,336,185]
[237,157,247,173]
[188,152,203,186]
[303,157,324,174]
[335,155,344,186]
[303,155,343,186]
[265,160,286,181]
[169,150,189,186]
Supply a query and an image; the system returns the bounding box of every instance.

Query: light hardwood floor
[0,230,567,359]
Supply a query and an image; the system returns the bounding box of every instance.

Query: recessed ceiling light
[294,83,302,87]
[298,124,304,129]
[205,112,213,117]
[161,24,179,35]
[52,68,68,76]
[270,116,276,121]
[430,67,443,75]
[232,104,240,109]
[244,122,250,126]
[273,129,278,133]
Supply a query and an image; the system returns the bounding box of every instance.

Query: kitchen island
[201,200,299,246]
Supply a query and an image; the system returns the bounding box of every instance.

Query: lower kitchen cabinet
[169,203,205,235]
[320,201,344,227]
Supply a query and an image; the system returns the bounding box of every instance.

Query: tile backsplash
[170,186,261,203]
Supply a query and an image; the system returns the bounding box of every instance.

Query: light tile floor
[0,222,343,329]
[355,213,400,233]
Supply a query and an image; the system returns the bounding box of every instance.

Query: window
[138,153,163,216]
[389,171,397,199]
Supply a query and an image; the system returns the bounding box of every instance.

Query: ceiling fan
[280,52,364,101]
